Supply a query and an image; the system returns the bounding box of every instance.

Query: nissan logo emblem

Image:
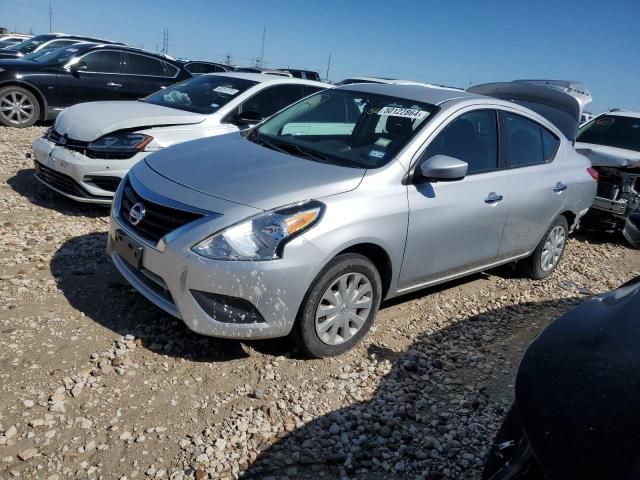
[129,202,146,226]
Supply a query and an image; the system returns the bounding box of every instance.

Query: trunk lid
[143,132,365,211]
[54,101,207,142]
[575,143,640,169]
[468,80,592,142]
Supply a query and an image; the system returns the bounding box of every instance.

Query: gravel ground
[1,126,639,480]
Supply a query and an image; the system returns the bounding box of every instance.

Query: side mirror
[418,154,468,181]
[70,61,87,75]
[234,110,264,126]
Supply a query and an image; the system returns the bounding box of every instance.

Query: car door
[496,111,566,259]
[399,108,510,288]
[119,52,177,100]
[54,49,124,108]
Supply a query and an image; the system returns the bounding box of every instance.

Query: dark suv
[0,33,122,59]
[0,43,193,127]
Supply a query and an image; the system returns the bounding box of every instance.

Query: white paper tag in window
[213,86,239,95]
[377,106,427,120]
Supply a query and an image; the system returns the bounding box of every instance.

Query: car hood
[54,101,207,142]
[575,142,640,169]
[143,132,365,211]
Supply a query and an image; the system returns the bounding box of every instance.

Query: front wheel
[0,86,41,128]
[292,253,382,358]
[520,216,568,280]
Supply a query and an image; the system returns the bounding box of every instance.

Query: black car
[0,43,193,127]
[179,60,230,75]
[0,33,122,60]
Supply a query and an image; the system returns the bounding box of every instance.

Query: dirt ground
[1,126,639,480]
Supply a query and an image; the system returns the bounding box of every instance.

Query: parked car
[0,34,31,49]
[106,80,596,357]
[0,43,192,127]
[0,33,122,59]
[580,111,595,124]
[31,73,329,202]
[483,275,640,480]
[178,60,230,76]
[278,68,321,81]
[575,110,640,248]
[336,76,462,90]
[234,66,292,77]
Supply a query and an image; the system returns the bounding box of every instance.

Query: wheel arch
[0,80,49,120]
[336,242,393,299]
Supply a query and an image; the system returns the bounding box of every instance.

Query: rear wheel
[0,86,40,128]
[292,253,382,358]
[521,216,568,280]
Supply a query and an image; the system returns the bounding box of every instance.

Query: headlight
[88,133,153,154]
[192,201,324,261]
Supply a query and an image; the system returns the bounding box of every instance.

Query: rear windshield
[577,115,640,152]
[145,75,258,114]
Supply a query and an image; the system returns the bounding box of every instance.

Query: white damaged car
[31,73,329,204]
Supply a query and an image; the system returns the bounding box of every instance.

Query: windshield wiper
[248,132,290,155]
[269,140,331,162]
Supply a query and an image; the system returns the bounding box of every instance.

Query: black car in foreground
[0,43,192,127]
[0,33,122,60]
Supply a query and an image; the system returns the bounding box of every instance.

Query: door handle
[106,82,122,88]
[485,192,504,204]
[553,182,567,193]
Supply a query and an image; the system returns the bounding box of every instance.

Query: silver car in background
[108,80,596,357]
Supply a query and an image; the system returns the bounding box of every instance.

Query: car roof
[210,72,330,87]
[34,33,121,44]
[78,43,177,62]
[335,82,476,105]
[603,109,640,119]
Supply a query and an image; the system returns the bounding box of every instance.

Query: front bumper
[31,137,144,205]
[107,202,321,340]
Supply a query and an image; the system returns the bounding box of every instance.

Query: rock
[17,448,38,461]
[4,426,17,439]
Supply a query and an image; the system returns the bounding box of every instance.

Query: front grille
[45,128,136,160]
[117,256,175,306]
[34,161,110,199]
[119,178,204,243]
[84,176,122,192]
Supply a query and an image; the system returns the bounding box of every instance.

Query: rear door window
[80,50,123,73]
[124,53,168,77]
[503,112,554,167]
[422,109,499,174]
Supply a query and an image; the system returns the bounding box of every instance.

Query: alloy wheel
[315,272,373,345]
[0,91,35,125]
[540,225,566,272]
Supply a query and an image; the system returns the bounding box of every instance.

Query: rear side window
[504,113,557,167]
[422,109,499,174]
[542,128,560,161]
[81,51,123,73]
[185,63,226,74]
[124,53,167,76]
[238,84,306,118]
[163,62,178,77]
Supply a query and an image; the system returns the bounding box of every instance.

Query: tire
[521,216,569,280]
[292,253,382,358]
[0,86,41,128]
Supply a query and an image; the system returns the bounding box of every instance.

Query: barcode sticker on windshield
[213,86,240,95]
[377,106,427,120]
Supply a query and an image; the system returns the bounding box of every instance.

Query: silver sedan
[108,80,597,357]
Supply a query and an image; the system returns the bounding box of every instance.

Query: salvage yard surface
[1,127,639,480]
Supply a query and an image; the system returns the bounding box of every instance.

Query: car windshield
[145,75,258,114]
[252,89,435,168]
[22,46,83,64]
[7,37,46,54]
[577,115,640,152]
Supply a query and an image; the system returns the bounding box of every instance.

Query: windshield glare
[255,89,435,168]
[577,115,640,153]
[8,37,45,54]
[23,46,82,64]
[145,75,258,114]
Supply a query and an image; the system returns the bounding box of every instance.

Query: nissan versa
[108,80,597,357]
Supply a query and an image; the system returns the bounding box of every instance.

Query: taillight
[587,167,599,182]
